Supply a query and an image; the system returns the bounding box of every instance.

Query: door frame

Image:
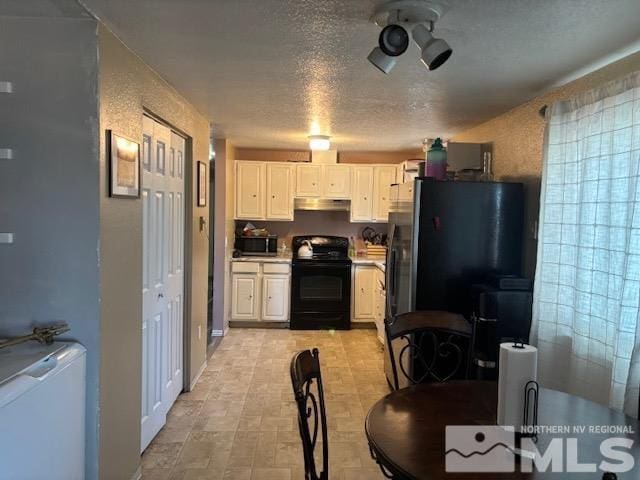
[142,109,192,400]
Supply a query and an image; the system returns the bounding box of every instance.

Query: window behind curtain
[532,73,640,417]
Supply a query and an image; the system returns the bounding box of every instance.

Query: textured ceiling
[76,0,640,150]
[0,0,90,18]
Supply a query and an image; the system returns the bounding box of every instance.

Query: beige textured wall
[339,150,422,164]
[223,141,237,330]
[235,147,422,164]
[213,138,236,334]
[453,51,640,276]
[236,147,309,162]
[98,24,210,480]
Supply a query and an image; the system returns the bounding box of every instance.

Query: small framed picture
[108,131,140,198]
[197,161,207,207]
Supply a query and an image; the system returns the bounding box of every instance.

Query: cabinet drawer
[232,262,260,273]
[263,263,290,274]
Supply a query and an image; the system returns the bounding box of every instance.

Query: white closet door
[141,116,185,452]
[166,131,185,405]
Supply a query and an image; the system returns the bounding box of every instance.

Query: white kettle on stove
[297,240,313,258]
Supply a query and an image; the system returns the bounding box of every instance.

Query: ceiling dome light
[309,135,331,151]
[412,23,452,70]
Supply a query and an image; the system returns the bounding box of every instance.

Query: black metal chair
[290,348,328,480]
[385,310,475,390]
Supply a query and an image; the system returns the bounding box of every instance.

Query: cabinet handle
[272,195,275,198]
[252,194,257,198]
[268,296,272,300]
[248,295,252,299]
[312,182,316,186]
[364,197,367,200]
[330,183,334,186]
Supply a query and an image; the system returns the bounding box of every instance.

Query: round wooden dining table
[365,381,639,479]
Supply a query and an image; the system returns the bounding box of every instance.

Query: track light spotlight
[379,24,409,56]
[368,24,409,74]
[367,46,397,74]
[412,23,452,70]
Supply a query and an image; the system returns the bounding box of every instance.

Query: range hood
[294,198,350,212]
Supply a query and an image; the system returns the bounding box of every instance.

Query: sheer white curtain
[532,72,640,418]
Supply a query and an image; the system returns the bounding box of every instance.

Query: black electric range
[290,236,352,330]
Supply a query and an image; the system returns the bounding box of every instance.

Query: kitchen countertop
[230,253,385,271]
[351,255,386,272]
[231,254,292,263]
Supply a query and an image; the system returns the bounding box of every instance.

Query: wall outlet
[0,148,14,160]
[0,233,14,244]
[0,81,12,93]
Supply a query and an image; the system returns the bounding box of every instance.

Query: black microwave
[235,235,278,256]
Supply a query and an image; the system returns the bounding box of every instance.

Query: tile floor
[142,328,391,480]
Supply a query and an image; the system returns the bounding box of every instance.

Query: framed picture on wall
[197,161,207,207]
[108,131,140,198]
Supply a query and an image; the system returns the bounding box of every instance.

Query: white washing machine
[0,341,86,480]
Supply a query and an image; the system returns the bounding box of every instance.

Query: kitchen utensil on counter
[362,226,384,245]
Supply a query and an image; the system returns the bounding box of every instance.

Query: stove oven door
[291,262,351,329]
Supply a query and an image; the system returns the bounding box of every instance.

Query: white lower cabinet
[353,264,386,343]
[231,273,260,320]
[353,265,376,321]
[262,274,290,321]
[231,261,290,322]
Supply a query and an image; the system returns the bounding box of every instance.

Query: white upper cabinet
[295,164,322,197]
[235,161,265,220]
[266,163,294,220]
[322,165,351,199]
[350,166,374,222]
[235,160,399,223]
[373,166,397,222]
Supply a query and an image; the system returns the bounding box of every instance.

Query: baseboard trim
[230,321,290,329]
[130,466,141,480]
[207,337,222,359]
[351,322,376,329]
[189,361,207,390]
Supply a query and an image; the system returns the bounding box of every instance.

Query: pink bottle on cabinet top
[425,138,447,180]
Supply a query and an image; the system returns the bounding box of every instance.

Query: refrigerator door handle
[386,223,397,319]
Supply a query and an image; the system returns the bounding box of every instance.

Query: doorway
[207,155,215,342]
[140,115,186,452]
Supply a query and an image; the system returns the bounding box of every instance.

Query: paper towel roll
[497,342,538,429]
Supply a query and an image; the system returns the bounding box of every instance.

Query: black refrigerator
[385,178,524,387]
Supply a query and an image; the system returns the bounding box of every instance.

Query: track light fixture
[412,23,452,70]
[367,24,410,73]
[368,0,452,74]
